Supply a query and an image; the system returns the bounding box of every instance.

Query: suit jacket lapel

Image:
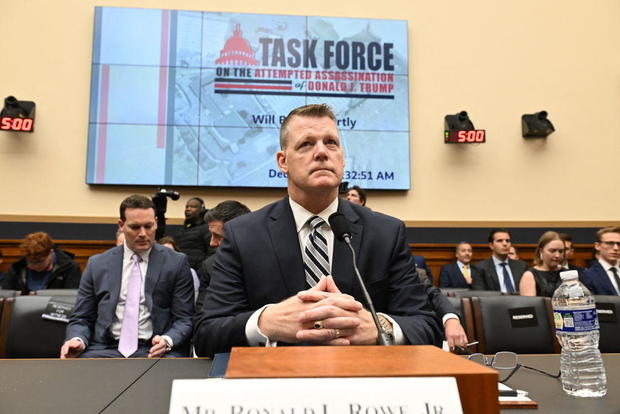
[508,259,522,287]
[109,246,124,310]
[268,198,306,296]
[331,201,361,295]
[596,263,617,294]
[144,245,163,311]
[487,259,501,290]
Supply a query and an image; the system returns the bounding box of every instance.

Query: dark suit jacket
[472,257,528,292]
[426,284,457,319]
[580,262,619,295]
[66,244,195,353]
[439,262,479,288]
[193,197,442,356]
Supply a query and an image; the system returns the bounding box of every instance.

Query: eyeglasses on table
[466,351,561,383]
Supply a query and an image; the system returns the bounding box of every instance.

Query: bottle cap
[560,270,579,281]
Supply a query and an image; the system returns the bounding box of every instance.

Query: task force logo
[214,24,396,99]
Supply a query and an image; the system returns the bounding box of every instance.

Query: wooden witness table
[226,345,499,414]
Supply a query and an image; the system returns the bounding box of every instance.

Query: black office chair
[594,295,620,353]
[0,289,19,298]
[472,296,560,354]
[447,296,475,345]
[34,289,79,297]
[440,288,470,297]
[454,290,503,299]
[0,290,19,329]
[0,296,73,358]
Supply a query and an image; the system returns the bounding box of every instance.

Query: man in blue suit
[439,242,479,288]
[61,195,194,358]
[580,226,620,296]
[194,104,441,357]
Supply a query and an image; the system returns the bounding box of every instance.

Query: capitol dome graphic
[216,24,258,66]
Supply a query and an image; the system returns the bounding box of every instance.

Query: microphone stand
[340,233,393,346]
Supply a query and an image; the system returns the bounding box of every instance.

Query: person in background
[519,231,564,297]
[473,229,527,293]
[507,246,519,261]
[195,200,251,312]
[414,255,434,284]
[345,185,367,206]
[174,197,213,269]
[439,242,480,289]
[115,228,125,246]
[1,232,81,293]
[61,195,194,358]
[580,226,620,295]
[558,233,583,272]
[159,236,200,297]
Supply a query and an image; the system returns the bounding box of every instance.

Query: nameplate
[41,296,76,323]
[509,306,538,328]
[169,377,462,414]
[596,303,617,323]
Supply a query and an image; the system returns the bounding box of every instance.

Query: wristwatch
[377,314,395,343]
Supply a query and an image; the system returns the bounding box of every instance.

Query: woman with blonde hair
[520,231,565,296]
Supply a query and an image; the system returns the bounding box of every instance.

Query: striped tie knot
[308,215,325,230]
[303,215,329,287]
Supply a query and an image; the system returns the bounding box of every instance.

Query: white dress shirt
[109,244,154,341]
[492,255,516,293]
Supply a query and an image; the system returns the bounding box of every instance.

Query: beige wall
[1,0,619,225]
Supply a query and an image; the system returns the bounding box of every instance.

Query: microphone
[328,212,393,345]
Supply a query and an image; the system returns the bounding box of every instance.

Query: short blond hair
[596,226,620,243]
[279,103,337,149]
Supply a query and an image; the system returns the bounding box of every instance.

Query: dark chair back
[472,296,560,354]
[0,296,75,358]
[440,288,471,297]
[594,295,620,353]
[447,296,475,346]
[455,290,502,299]
[34,289,79,297]
[0,289,19,298]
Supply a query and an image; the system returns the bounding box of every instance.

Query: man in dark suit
[439,242,479,288]
[580,226,620,295]
[61,195,194,358]
[558,233,584,273]
[195,200,251,312]
[194,104,441,357]
[472,229,527,293]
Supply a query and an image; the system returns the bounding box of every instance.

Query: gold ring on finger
[313,320,324,330]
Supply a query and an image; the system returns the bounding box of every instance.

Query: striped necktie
[303,216,329,287]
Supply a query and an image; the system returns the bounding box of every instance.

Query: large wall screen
[86,7,410,189]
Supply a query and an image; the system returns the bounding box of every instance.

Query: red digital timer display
[444,130,485,144]
[0,116,35,132]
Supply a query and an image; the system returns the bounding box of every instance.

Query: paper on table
[498,383,533,402]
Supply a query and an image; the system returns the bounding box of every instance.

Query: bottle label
[553,307,599,332]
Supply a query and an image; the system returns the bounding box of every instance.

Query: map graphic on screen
[86,7,410,189]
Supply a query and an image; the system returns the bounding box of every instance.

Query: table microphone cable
[97,357,163,413]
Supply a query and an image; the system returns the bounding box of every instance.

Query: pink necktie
[118,253,142,358]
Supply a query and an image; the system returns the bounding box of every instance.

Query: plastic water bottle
[552,270,607,397]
